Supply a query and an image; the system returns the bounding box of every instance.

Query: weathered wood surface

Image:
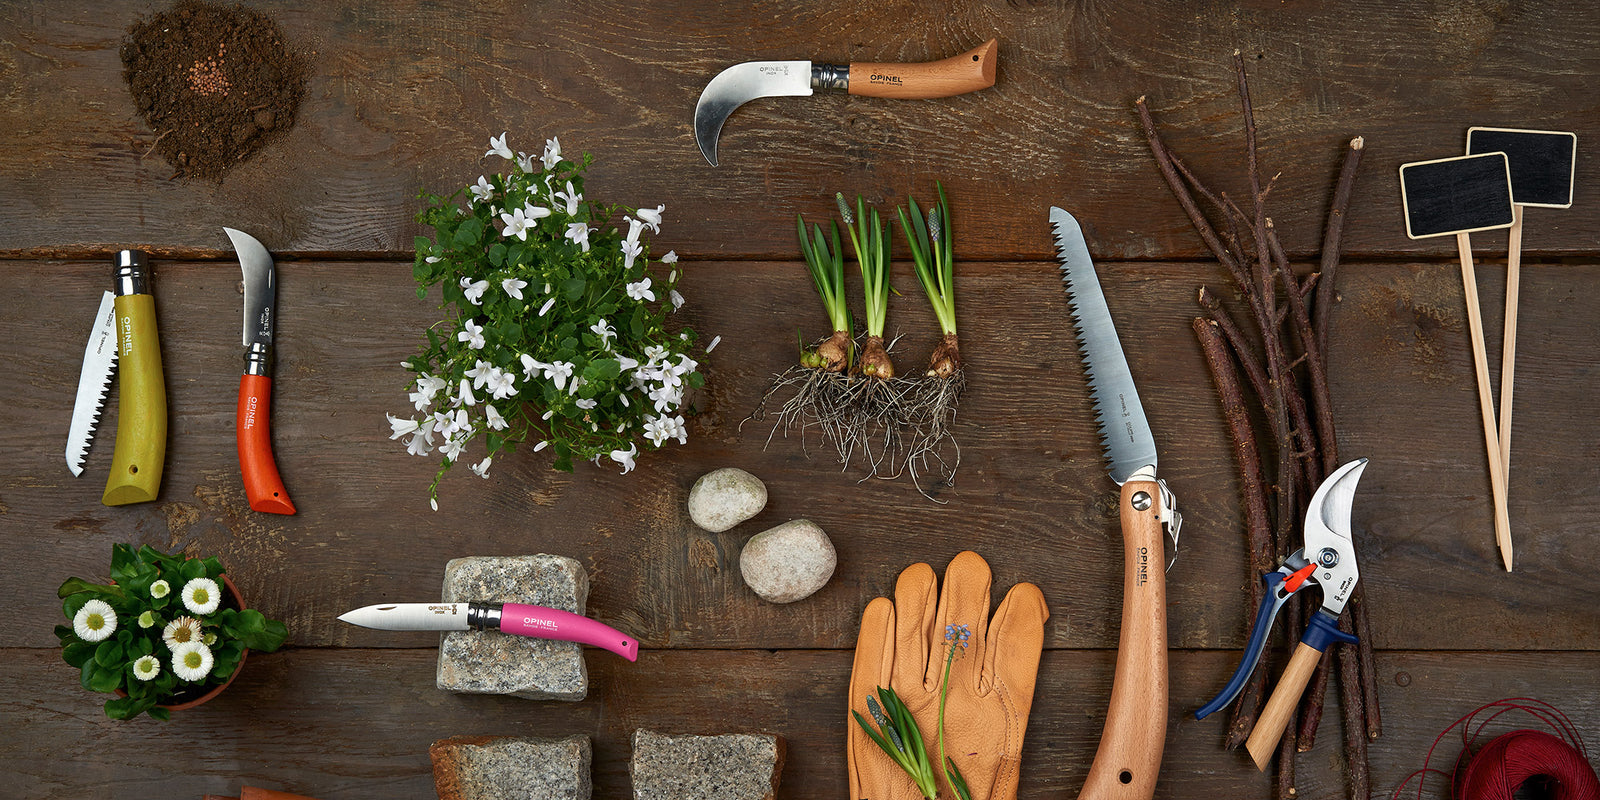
[7,258,1598,653]
[1,1,1598,260]
[3,647,1597,800]
[4,1,1600,799]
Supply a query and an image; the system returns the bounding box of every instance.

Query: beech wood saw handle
[1246,640,1323,770]
[1078,478,1168,800]
[847,39,997,99]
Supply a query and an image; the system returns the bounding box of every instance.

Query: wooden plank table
[2,2,1597,798]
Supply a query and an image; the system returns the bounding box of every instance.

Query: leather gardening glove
[847,551,1049,800]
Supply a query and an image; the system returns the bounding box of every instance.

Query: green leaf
[488,242,507,267]
[582,358,621,383]
[58,577,119,600]
[62,641,96,668]
[103,695,149,721]
[179,558,205,581]
[94,640,124,669]
[85,663,122,693]
[109,543,137,578]
[563,275,586,300]
[629,307,645,338]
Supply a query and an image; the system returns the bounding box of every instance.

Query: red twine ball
[1394,698,1600,800]
[1456,729,1599,800]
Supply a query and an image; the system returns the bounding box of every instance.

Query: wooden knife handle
[102,293,166,506]
[1245,641,1322,770]
[238,374,296,515]
[847,39,997,99]
[1078,478,1168,800]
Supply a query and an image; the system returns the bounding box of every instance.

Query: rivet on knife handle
[102,251,166,506]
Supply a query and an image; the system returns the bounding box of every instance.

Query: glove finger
[931,550,993,695]
[890,562,937,694]
[848,596,897,800]
[983,581,1048,708]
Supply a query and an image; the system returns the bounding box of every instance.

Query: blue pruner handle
[1301,609,1359,653]
[1195,571,1292,720]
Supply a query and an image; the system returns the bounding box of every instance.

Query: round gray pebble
[739,519,836,604]
[687,468,767,533]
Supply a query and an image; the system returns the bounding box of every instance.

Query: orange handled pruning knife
[225,228,295,515]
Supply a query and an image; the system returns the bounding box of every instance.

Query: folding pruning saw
[1194,457,1368,769]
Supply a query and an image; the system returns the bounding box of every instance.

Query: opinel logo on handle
[847,39,997,99]
[238,374,295,515]
[1078,478,1168,800]
[102,286,167,506]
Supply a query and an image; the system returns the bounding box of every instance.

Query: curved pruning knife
[1052,207,1182,800]
[225,228,295,515]
[1195,458,1368,769]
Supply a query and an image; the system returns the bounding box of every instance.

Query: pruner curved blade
[1195,458,1369,723]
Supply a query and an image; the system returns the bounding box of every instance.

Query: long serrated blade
[225,227,275,350]
[1050,207,1158,484]
[66,291,118,476]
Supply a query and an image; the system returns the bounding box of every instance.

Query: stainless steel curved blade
[1303,458,1368,615]
[1050,207,1157,484]
[66,291,118,476]
[694,60,812,166]
[225,227,275,350]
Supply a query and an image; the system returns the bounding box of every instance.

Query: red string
[1391,698,1599,800]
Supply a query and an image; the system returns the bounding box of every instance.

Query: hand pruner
[1194,458,1368,769]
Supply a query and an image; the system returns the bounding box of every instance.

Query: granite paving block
[436,554,590,701]
[431,734,592,800]
[629,730,785,800]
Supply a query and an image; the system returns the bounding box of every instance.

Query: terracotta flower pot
[117,573,250,711]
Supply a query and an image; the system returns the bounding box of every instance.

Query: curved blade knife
[225,228,295,515]
[694,39,997,166]
[1052,207,1180,800]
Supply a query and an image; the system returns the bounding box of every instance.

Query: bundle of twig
[1137,53,1377,800]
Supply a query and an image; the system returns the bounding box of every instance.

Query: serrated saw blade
[66,291,118,476]
[1050,207,1158,484]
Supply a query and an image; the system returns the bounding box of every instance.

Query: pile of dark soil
[120,0,308,180]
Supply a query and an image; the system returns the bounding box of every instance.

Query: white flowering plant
[54,544,287,720]
[393,133,707,505]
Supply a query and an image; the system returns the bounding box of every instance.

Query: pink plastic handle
[499,603,639,661]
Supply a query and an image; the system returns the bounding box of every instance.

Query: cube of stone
[431,734,592,800]
[436,555,589,701]
[629,730,785,800]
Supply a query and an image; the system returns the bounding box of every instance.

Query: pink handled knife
[338,601,639,661]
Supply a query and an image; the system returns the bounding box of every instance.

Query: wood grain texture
[2,647,1597,800]
[1,1,1598,259]
[5,258,1597,652]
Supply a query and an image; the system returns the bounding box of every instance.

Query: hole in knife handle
[1119,771,1133,785]
[128,464,138,474]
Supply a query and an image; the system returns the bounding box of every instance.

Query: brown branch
[1338,612,1371,800]
[1268,220,1339,475]
[1313,137,1365,357]
[1352,584,1381,740]
[1136,97,1248,279]
[1194,317,1276,747]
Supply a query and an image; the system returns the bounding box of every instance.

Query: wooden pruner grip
[1078,478,1168,800]
[1245,641,1322,769]
[847,39,997,99]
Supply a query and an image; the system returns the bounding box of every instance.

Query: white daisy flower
[163,616,203,650]
[171,642,214,682]
[138,610,159,629]
[73,600,117,642]
[133,655,161,681]
[181,578,222,615]
[149,580,171,598]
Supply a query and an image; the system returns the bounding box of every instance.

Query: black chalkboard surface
[1399,152,1516,239]
[1467,127,1578,208]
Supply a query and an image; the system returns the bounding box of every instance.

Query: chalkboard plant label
[1398,152,1515,239]
[394,134,706,506]
[1466,127,1577,208]
[55,544,288,720]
